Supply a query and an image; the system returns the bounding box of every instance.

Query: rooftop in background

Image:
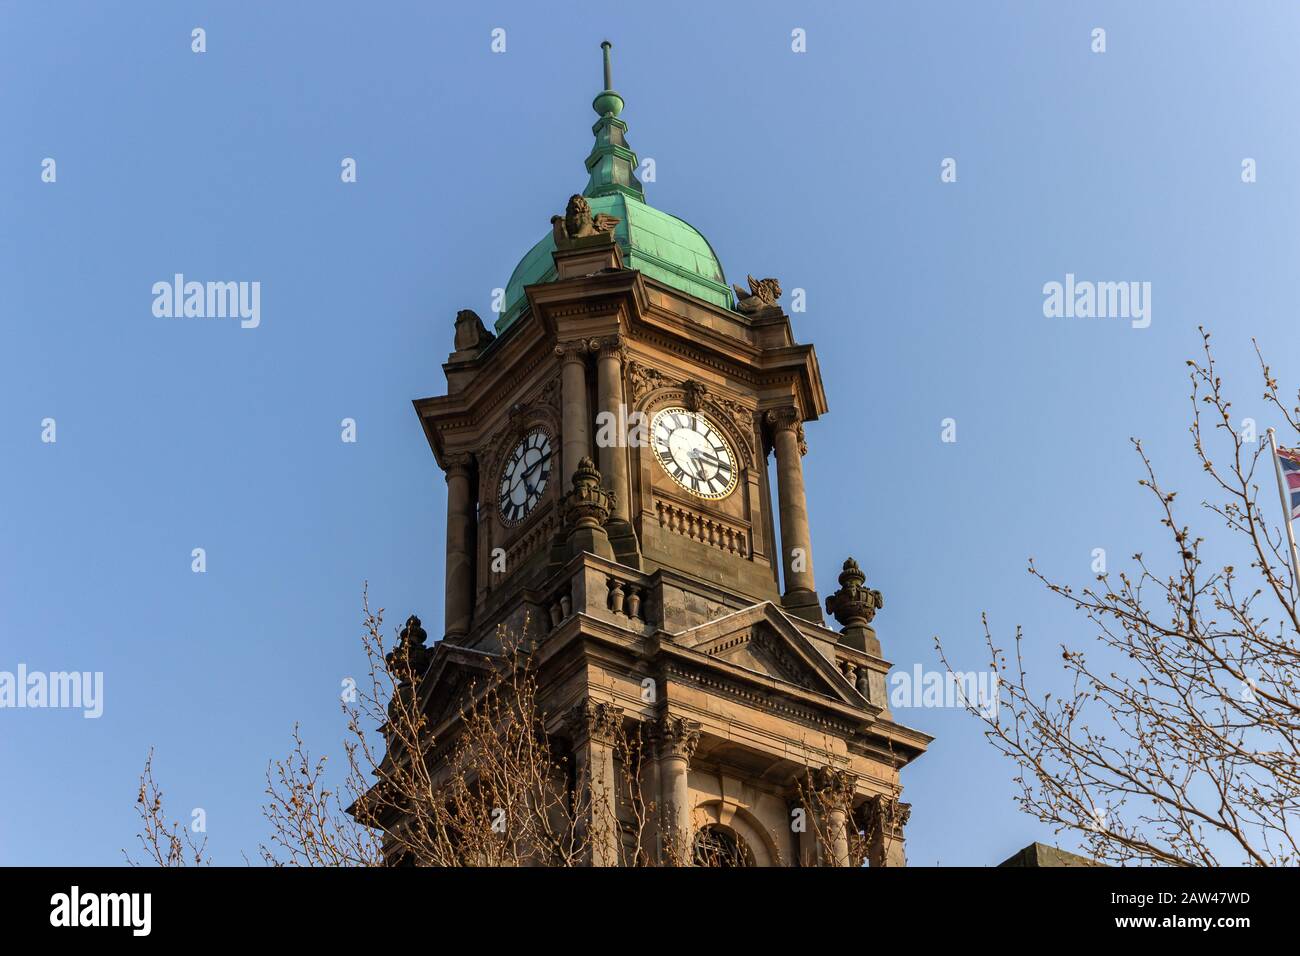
[997,842,1104,867]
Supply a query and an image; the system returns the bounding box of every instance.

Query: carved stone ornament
[385,614,432,720]
[551,194,620,247]
[566,700,625,745]
[825,557,884,627]
[764,406,807,456]
[453,309,495,353]
[682,379,709,412]
[561,456,614,529]
[443,452,474,478]
[555,339,589,361]
[655,714,702,761]
[595,335,626,361]
[626,359,669,402]
[813,766,859,803]
[732,275,782,314]
[867,794,911,835]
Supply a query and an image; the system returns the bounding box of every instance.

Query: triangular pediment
[672,603,865,707]
[418,643,503,730]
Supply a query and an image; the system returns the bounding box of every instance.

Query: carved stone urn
[562,457,615,559]
[824,557,883,655]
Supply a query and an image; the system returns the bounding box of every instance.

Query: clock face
[650,407,738,500]
[498,428,553,526]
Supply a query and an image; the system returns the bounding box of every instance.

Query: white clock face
[498,429,553,525]
[651,407,738,500]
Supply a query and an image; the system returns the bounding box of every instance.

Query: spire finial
[592,41,624,118]
[583,41,643,200]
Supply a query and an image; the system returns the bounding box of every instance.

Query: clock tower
[408,43,929,866]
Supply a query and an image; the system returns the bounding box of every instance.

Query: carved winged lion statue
[551,194,620,245]
[732,275,782,313]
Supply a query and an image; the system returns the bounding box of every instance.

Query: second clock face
[650,407,738,500]
[498,428,553,525]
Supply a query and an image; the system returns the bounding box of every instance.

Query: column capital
[764,405,801,431]
[555,339,589,361]
[594,334,626,361]
[765,405,807,455]
[813,766,859,803]
[866,793,911,836]
[443,452,474,479]
[653,714,701,761]
[566,699,625,746]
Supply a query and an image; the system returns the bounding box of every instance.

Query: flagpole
[1266,427,1300,592]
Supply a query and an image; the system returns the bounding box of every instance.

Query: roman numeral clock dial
[498,429,553,526]
[650,407,738,500]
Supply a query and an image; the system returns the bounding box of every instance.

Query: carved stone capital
[443,452,474,479]
[813,766,859,804]
[595,335,626,362]
[554,339,588,362]
[654,714,701,761]
[765,405,801,432]
[566,699,624,746]
[866,794,910,836]
[765,406,807,455]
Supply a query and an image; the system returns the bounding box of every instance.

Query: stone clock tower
[406,43,929,866]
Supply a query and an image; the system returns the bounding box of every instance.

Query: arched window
[693,824,754,867]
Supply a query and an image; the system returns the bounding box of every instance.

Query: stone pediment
[672,602,865,707]
[417,644,503,730]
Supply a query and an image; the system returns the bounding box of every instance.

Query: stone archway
[692,823,754,867]
[691,802,779,866]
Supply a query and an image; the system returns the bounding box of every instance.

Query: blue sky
[3,1,1298,866]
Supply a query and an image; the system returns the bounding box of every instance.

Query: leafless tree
[938,330,1300,866]
[124,748,209,866]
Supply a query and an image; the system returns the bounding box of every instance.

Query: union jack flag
[1278,445,1300,519]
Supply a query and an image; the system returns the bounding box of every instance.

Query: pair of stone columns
[556,336,632,524]
[565,705,702,867]
[803,770,909,867]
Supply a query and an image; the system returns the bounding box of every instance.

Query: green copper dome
[496,43,731,333]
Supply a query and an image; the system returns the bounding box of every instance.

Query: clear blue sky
[3,1,1298,866]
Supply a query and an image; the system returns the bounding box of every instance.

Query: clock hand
[684,449,706,479]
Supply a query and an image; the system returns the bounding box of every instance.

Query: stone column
[567,700,624,867]
[556,341,591,488]
[866,794,910,867]
[443,453,475,640]
[815,767,856,867]
[641,725,664,864]
[594,336,631,522]
[656,715,701,865]
[766,406,821,622]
